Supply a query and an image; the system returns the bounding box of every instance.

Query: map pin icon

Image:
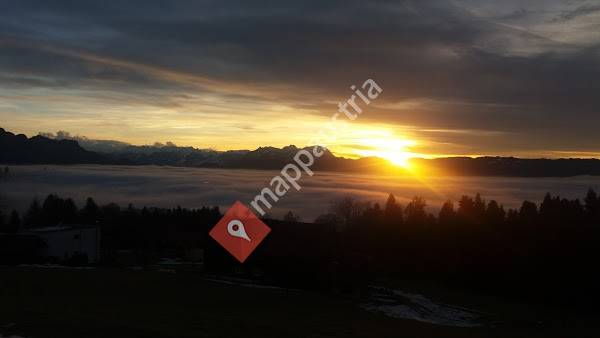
[227,219,251,242]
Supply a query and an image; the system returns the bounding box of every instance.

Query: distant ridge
[0,128,105,164]
[413,157,600,177]
[1,127,600,177]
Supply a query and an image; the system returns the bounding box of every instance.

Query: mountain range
[2,127,600,177]
[0,128,104,164]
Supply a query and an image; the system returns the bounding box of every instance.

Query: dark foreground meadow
[1,267,599,338]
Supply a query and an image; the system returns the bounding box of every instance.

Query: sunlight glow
[356,136,418,168]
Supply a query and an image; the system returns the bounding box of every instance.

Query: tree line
[316,190,600,304]
[2,190,600,305]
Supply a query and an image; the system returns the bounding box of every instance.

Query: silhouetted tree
[519,200,538,224]
[473,193,486,224]
[0,166,8,181]
[0,210,5,232]
[24,198,42,227]
[42,194,63,225]
[405,196,427,225]
[0,210,21,233]
[283,211,301,223]
[34,194,78,225]
[314,213,342,228]
[100,202,121,224]
[506,208,519,225]
[63,198,78,224]
[457,195,475,224]
[485,200,505,227]
[384,194,403,224]
[585,189,600,225]
[539,193,558,224]
[438,200,456,224]
[5,209,20,233]
[329,197,366,228]
[81,197,99,224]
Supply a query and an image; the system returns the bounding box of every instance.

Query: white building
[27,225,101,263]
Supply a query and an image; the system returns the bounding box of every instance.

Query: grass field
[0,267,598,338]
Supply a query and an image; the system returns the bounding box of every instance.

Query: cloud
[0,0,599,156]
[3,165,600,220]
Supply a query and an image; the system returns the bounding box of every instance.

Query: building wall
[35,227,100,263]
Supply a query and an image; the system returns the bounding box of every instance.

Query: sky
[1,0,600,159]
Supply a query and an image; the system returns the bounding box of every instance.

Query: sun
[356,137,417,168]
[381,150,413,167]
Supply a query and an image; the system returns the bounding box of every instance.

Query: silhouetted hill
[106,144,391,172]
[3,128,600,176]
[105,143,600,176]
[0,128,105,164]
[413,157,600,177]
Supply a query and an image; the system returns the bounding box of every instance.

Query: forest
[1,189,600,307]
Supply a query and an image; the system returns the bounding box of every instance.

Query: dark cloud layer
[1,0,599,155]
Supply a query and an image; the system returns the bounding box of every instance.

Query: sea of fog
[1,165,600,221]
